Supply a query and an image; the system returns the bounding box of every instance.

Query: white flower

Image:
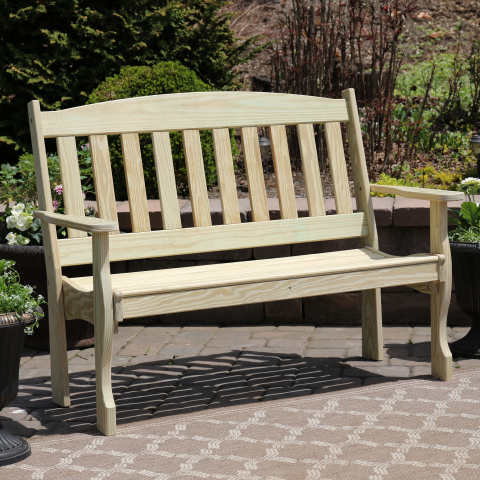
[17,234,30,245]
[6,232,17,244]
[15,212,33,232]
[461,177,480,186]
[6,215,17,229]
[12,203,25,215]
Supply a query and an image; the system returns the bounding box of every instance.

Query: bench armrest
[370,184,464,202]
[34,211,118,233]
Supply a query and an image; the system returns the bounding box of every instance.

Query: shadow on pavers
[10,347,424,437]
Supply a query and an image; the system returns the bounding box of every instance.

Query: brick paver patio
[2,325,479,439]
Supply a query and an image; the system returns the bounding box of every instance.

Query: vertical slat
[93,232,116,435]
[120,133,151,232]
[325,122,352,215]
[152,131,182,230]
[182,130,212,227]
[28,100,70,408]
[89,135,119,234]
[342,88,382,363]
[297,124,326,217]
[241,127,269,222]
[269,125,297,219]
[57,136,87,238]
[212,128,241,224]
[341,89,378,247]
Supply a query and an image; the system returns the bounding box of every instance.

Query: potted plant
[0,259,44,466]
[0,148,97,350]
[448,177,480,357]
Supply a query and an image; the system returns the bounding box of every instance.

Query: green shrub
[395,54,470,104]
[88,62,238,199]
[0,0,263,164]
[372,165,462,197]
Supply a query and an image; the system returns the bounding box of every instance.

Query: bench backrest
[28,89,377,268]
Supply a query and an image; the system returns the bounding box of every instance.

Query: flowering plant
[1,146,94,246]
[449,178,480,243]
[0,259,45,334]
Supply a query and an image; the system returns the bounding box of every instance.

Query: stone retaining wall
[1,196,473,326]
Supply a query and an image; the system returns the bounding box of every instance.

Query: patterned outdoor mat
[4,369,480,480]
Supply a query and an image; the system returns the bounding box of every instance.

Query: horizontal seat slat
[122,263,439,317]
[57,212,369,266]
[63,250,440,322]
[41,92,349,137]
[68,248,441,297]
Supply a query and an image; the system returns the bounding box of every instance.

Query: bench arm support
[34,210,118,233]
[369,184,463,202]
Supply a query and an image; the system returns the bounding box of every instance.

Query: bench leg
[431,281,452,381]
[49,309,71,408]
[93,232,116,436]
[361,288,383,361]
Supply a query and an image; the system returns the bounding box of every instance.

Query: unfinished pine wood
[342,89,378,248]
[57,213,369,266]
[63,276,123,325]
[34,210,118,233]
[151,131,182,230]
[93,232,116,436]
[89,135,119,234]
[430,201,453,382]
[342,89,382,363]
[297,124,325,217]
[41,92,350,137]
[269,125,297,219]
[183,130,212,227]
[121,133,151,233]
[370,184,464,202]
[324,122,352,214]
[120,263,438,318]
[212,128,241,224]
[241,127,269,222]
[28,100,70,408]
[57,136,87,238]
[361,289,383,361]
[67,248,441,298]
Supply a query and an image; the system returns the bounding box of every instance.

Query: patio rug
[4,369,480,480]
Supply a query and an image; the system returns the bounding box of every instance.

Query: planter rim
[0,311,38,329]
[450,241,480,253]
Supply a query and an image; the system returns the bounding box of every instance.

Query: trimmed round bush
[88,62,236,199]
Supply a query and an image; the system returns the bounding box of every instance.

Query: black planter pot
[450,242,480,357]
[0,311,36,466]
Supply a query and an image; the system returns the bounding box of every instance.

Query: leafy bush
[0,0,263,163]
[0,149,94,245]
[0,260,44,333]
[396,54,471,105]
[372,165,462,197]
[88,62,238,199]
[0,150,93,207]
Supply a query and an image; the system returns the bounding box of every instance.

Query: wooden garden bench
[28,89,463,436]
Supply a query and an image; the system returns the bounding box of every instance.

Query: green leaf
[460,202,480,227]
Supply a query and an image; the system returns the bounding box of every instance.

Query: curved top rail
[39,92,350,138]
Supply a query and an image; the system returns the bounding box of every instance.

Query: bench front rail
[28,90,463,436]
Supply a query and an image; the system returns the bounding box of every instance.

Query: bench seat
[62,247,444,323]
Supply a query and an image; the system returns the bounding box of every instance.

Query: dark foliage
[0,0,263,162]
